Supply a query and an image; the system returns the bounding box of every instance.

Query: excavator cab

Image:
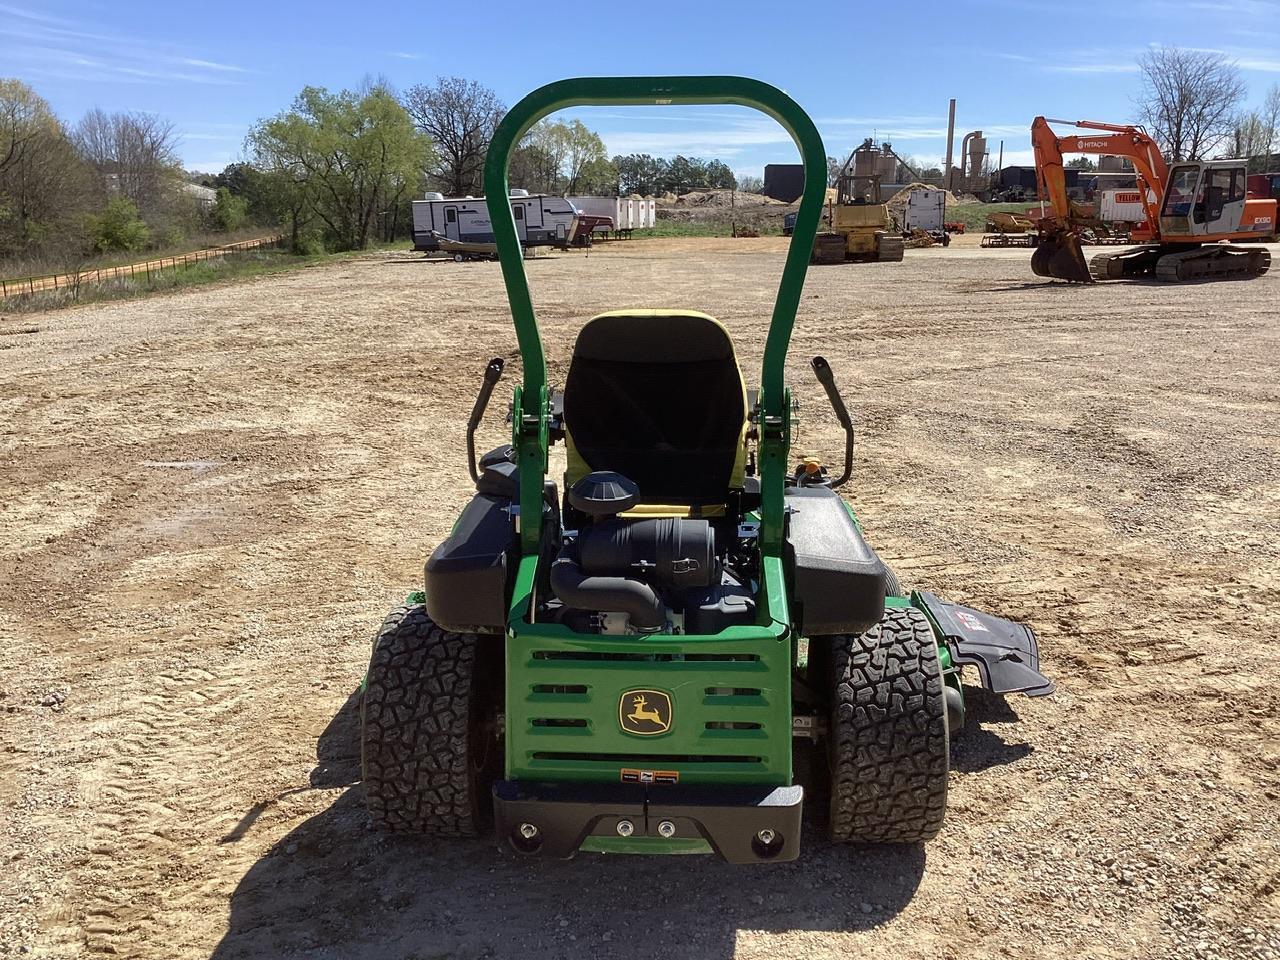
[1159,161,1249,238]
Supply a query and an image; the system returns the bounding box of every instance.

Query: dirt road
[2,237,1278,959]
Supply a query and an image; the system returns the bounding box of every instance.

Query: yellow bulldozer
[812,142,905,265]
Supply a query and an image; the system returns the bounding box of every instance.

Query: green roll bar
[482,76,827,558]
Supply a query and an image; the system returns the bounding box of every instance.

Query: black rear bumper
[492,780,803,864]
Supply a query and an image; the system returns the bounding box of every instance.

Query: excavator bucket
[1031,225,1093,283]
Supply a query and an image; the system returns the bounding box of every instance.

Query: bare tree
[73,109,180,217]
[1136,47,1245,160]
[401,77,504,196]
[1235,83,1280,170]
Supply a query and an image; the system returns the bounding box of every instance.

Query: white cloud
[599,118,796,158]
[1045,62,1141,74]
[179,57,248,73]
[993,149,1036,168]
[0,15,250,86]
[816,114,944,126]
[0,2,66,23]
[1238,56,1280,71]
[389,51,421,60]
[185,153,238,173]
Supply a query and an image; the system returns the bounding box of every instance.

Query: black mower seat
[563,310,747,507]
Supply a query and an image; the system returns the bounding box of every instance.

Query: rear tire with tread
[826,606,949,843]
[361,604,500,837]
[883,564,905,598]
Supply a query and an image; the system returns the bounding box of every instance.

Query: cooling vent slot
[532,752,762,764]
[533,651,759,663]
[531,683,588,695]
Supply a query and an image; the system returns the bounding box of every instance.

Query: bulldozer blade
[1031,233,1094,283]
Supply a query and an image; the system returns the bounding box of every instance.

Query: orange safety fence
[0,235,286,300]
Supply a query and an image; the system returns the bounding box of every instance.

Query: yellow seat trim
[620,503,728,519]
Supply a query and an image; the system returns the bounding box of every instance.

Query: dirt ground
[2,236,1278,960]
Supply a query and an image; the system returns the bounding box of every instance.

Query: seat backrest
[563,311,747,506]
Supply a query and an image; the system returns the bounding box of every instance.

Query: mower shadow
[209,690,927,960]
[217,689,362,845]
[951,686,1035,773]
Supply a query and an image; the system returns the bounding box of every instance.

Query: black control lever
[467,358,505,483]
[810,355,853,488]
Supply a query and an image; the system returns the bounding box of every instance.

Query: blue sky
[3,0,1280,178]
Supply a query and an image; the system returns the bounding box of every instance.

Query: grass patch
[635,220,787,238]
[0,245,395,314]
[0,227,278,284]
[947,202,1044,232]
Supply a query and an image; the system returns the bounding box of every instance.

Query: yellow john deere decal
[619,689,672,736]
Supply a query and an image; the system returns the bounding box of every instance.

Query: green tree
[0,78,97,260]
[613,153,669,195]
[212,186,247,231]
[89,196,149,252]
[703,159,736,189]
[1066,157,1097,172]
[561,119,609,194]
[665,155,700,193]
[575,156,617,195]
[248,83,430,250]
[827,155,843,187]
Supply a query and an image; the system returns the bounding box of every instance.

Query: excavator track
[1088,245,1162,281]
[1154,245,1271,282]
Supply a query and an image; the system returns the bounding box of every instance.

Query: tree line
[1,73,750,267]
[0,78,250,268]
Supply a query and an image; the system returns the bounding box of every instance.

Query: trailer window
[445,208,457,224]
[514,205,524,221]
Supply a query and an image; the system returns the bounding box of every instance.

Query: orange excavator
[1031,116,1276,282]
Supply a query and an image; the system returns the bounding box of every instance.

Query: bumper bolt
[657,820,676,838]
[518,822,538,840]
[616,819,635,837]
[757,828,776,845]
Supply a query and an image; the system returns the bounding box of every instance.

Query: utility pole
[944,98,956,191]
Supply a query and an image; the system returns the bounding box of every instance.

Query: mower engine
[549,471,756,636]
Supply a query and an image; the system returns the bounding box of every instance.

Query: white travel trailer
[567,196,623,235]
[411,190,579,252]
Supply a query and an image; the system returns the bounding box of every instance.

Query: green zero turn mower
[361,76,1053,863]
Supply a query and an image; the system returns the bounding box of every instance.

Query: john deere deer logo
[619,689,672,736]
